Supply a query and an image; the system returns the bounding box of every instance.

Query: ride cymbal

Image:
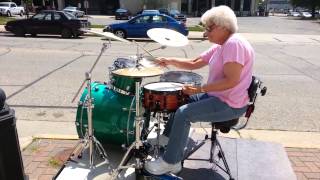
[112,67,163,77]
[147,28,189,47]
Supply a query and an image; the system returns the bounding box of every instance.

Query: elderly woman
[144,5,254,175]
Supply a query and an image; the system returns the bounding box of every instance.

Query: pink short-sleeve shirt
[200,34,254,108]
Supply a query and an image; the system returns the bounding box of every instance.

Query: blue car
[103,13,188,39]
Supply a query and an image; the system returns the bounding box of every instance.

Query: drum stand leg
[74,73,109,169]
[111,82,146,180]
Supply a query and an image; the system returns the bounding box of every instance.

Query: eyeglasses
[205,24,217,32]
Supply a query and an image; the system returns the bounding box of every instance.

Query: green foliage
[290,0,320,8]
[0,16,14,25]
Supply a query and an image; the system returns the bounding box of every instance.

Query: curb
[19,129,320,150]
[19,134,78,150]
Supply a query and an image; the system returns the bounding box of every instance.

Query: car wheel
[20,11,24,16]
[114,29,126,39]
[13,27,25,37]
[61,28,72,38]
[7,11,11,17]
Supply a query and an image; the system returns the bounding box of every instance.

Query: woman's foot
[144,157,182,175]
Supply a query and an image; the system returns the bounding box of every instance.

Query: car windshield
[65,7,76,10]
[142,10,160,14]
[0,3,10,7]
[116,9,127,13]
[64,12,77,19]
[170,10,180,14]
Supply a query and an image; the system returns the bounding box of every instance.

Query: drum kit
[72,28,203,179]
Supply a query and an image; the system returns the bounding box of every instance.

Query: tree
[290,0,320,18]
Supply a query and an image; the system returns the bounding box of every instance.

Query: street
[0,16,320,140]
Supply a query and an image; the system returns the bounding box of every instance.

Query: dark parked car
[115,8,131,20]
[5,10,89,38]
[169,9,187,22]
[103,13,188,39]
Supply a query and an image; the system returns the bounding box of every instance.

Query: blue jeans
[162,93,247,164]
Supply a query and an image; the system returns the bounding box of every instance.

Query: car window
[0,3,10,7]
[10,4,17,8]
[32,13,46,20]
[53,13,62,20]
[135,15,151,24]
[152,15,166,23]
[44,14,52,21]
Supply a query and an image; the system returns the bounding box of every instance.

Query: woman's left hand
[183,85,202,95]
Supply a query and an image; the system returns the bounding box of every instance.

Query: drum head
[144,82,183,92]
[111,58,135,70]
[160,71,203,85]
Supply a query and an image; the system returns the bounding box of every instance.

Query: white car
[63,6,84,17]
[0,2,25,17]
[289,11,301,17]
[301,12,312,18]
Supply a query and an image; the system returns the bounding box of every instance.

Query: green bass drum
[76,82,136,145]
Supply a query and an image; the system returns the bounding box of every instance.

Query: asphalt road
[0,16,320,139]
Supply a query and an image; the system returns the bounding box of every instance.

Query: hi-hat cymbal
[83,29,130,43]
[112,67,163,77]
[147,28,189,47]
[129,55,157,68]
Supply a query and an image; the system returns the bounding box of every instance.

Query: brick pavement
[21,139,320,180]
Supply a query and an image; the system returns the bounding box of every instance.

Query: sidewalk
[20,129,320,180]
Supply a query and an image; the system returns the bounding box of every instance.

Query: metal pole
[85,72,94,168]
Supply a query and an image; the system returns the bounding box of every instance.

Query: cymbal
[147,28,189,47]
[83,29,130,43]
[129,55,157,68]
[112,67,163,77]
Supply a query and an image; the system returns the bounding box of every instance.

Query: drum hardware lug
[120,129,134,135]
[75,122,80,126]
[122,108,136,112]
[94,86,99,91]
[78,101,83,106]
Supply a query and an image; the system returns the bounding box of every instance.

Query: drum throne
[182,76,267,180]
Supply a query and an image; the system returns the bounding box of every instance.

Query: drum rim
[143,81,183,95]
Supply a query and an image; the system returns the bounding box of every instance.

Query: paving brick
[287,151,315,157]
[25,161,40,174]
[38,174,53,180]
[289,156,306,167]
[304,162,320,173]
[28,167,45,180]
[304,172,320,179]
[299,156,320,162]
[295,172,308,180]
[44,168,59,175]
[293,166,312,173]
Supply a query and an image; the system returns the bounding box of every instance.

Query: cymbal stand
[71,41,111,169]
[111,81,145,179]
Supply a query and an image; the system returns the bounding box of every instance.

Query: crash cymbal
[112,67,163,77]
[83,29,130,43]
[147,28,189,47]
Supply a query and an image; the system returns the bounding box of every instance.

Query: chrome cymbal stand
[111,81,145,179]
[72,42,111,168]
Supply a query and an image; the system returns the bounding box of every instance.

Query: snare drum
[143,82,188,112]
[160,71,203,86]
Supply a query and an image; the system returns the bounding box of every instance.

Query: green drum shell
[76,82,135,145]
[111,73,142,94]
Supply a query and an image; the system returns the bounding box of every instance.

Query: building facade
[8,0,257,16]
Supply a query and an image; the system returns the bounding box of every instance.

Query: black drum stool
[182,76,267,180]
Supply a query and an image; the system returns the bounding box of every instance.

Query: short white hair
[201,5,238,33]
